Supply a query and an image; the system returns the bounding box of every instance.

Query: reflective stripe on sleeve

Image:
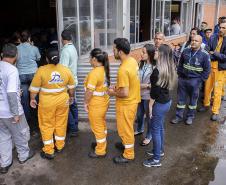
[29,86,40,92]
[43,139,54,145]
[124,144,134,149]
[96,138,106,143]
[104,130,107,134]
[40,87,65,93]
[55,136,65,141]
[87,84,96,89]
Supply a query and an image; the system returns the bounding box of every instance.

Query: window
[130,0,152,44]
[62,0,120,56]
[129,0,191,44]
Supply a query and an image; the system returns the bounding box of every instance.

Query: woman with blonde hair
[143,44,176,167]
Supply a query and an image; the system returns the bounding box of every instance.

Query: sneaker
[113,155,134,164]
[146,150,165,157]
[88,151,106,158]
[185,118,193,125]
[0,161,13,174]
[211,114,219,121]
[134,130,144,136]
[198,106,209,112]
[143,158,162,167]
[19,150,35,164]
[171,117,183,124]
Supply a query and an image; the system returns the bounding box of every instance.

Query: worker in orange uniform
[29,48,75,160]
[199,22,226,121]
[84,48,110,158]
[108,38,140,164]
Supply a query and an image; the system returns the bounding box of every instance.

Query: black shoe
[40,151,55,160]
[113,155,134,164]
[115,142,125,151]
[91,142,97,150]
[185,118,193,125]
[19,150,35,164]
[0,161,13,174]
[55,147,64,153]
[171,117,183,124]
[88,151,106,158]
[211,114,219,121]
[198,106,209,112]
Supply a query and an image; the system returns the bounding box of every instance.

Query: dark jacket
[208,35,226,71]
[177,48,211,81]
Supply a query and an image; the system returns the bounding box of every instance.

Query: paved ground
[0,99,224,185]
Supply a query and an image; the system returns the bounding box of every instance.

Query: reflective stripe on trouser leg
[212,71,225,114]
[176,78,187,119]
[54,101,69,151]
[204,66,217,106]
[116,103,138,159]
[187,78,200,119]
[38,105,56,154]
[88,104,108,155]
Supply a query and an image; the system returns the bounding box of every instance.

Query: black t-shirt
[150,68,170,103]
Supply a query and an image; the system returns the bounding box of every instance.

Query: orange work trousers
[116,103,138,160]
[204,64,225,114]
[88,98,109,155]
[38,95,69,154]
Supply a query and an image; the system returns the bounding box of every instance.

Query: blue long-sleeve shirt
[177,48,211,81]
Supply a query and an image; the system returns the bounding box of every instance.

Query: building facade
[56,0,226,119]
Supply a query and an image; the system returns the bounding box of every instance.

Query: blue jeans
[136,99,152,139]
[19,73,38,132]
[150,100,171,161]
[68,100,79,133]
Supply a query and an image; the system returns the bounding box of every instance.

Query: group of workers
[0,16,226,174]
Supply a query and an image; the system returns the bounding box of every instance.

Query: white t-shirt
[0,61,24,118]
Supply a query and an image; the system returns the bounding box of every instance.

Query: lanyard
[141,64,150,82]
[189,49,199,63]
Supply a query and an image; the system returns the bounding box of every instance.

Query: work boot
[170,117,183,124]
[198,106,209,112]
[88,151,106,158]
[0,162,13,174]
[19,150,35,164]
[185,118,193,125]
[113,155,134,164]
[40,151,55,160]
[115,142,125,151]
[211,114,219,121]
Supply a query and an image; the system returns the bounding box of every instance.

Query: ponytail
[102,51,110,86]
[46,48,59,65]
[90,48,111,87]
